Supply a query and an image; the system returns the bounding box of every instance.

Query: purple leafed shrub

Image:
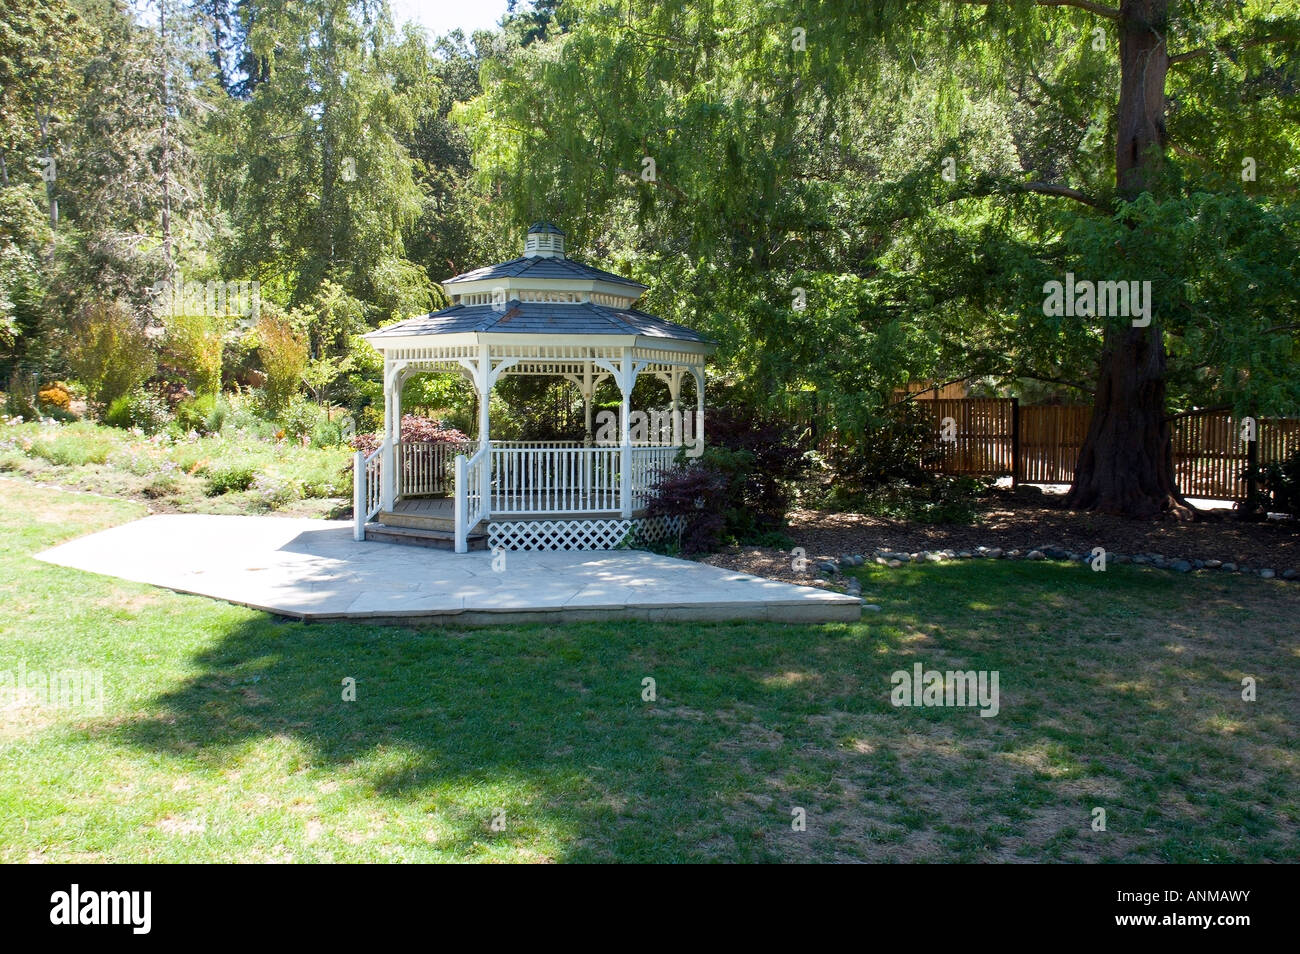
[349,415,470,457]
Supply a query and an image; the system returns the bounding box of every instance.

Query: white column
[619,352,633,518]
[392,369,403,501]
[694,366,705,455]
[668,368,683,446]
[478,344,492,516]
[380,361,396,512]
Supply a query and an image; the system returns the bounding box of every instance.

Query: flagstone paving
[37,514,860,625]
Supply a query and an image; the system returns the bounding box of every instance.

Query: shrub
[702,404,809,525]
[277,395,327,445]
[819,401,938,494]
[349,415,470,456]
[37,383,71,412]
[204,463,257,496]
[256,310,308,413]
[644,452,733,554]
[66,300,156,410]
[1255,449,1300,519]
[174,394,228,435]
[853,475,987,525]
[164,312,227,396]
[105,390,170,434]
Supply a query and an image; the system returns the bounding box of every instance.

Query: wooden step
[378,509,457,533]
[364,523,487,551]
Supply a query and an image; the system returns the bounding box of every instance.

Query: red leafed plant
[349,415,471,456]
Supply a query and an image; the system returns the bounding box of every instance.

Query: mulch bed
[701,486,1300,586]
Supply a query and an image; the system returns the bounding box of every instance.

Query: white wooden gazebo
[352,223,716,552]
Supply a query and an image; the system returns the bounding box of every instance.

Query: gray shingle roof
[442,255,647,289]
[369,300,713,344]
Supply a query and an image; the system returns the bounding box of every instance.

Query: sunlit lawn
[1,478,1296,862]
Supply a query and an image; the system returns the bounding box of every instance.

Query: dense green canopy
[1,0,1297,515]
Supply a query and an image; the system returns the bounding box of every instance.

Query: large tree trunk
[1065,0,1191,518]
[1063,323,1191,516]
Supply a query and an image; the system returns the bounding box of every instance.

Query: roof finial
[524,221,566,259]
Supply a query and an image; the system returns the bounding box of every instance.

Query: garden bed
[703,487,1300,585]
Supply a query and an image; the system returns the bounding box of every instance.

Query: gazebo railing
[398,440,475,496]
[454,444,490,553]
[629,445,682,509]
[491,445,621,515]
[352,447,383,541]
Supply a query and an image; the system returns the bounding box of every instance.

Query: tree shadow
[108,611,876,861]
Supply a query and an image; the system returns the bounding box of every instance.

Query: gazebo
[352,223,716,552]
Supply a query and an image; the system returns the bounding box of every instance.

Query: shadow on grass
[107,559,1299,862]
[109,610,886,861]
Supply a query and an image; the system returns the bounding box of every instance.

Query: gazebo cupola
[523,221,565,258]
[353,224,716,553]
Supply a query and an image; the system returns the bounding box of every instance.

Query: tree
[459,0,1300,518]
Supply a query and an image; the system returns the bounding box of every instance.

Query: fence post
[1243,414,1261,518]
[1011,398,1021,488]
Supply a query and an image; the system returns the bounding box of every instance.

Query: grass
[1,478,1297,862]
[0,416,351,517]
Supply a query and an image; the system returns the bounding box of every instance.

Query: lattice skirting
[487,515,684,551]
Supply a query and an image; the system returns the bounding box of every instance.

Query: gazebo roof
[441,255,647,290]
[368,299,713,343]
[366,224,714,351]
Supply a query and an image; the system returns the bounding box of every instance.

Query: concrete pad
[35,514,860,625]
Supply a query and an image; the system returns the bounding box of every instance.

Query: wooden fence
[908,400,1299,503]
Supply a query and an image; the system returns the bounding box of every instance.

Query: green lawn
[1,479,1296,862]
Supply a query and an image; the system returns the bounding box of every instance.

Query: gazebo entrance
[352,223,715,552]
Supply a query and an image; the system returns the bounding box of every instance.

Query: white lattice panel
[487,515,683,551]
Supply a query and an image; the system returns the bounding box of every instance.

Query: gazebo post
[380,361,397,512]
[693,366,705,455]
[668,369,683,446]
[477,343,492,517]
[619,352,633,518]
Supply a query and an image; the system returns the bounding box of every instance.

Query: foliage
[104,390,170,435]
[1255,450,1300,521]
[164,312,227,397]
[37,383,71,412]
[818,402,940,495]
[349,415,470,457]
[848,475,989,526]
[203,463,257,496]
[173,393,228,436]
[255,310,308,414]
[644,445,797,554]
[64,301,156,411]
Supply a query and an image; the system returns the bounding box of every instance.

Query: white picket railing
[491,445,626,515]
[630,445,682,509]
[454,444,490,553]
[352,447,383,541]
[398,440,474,496]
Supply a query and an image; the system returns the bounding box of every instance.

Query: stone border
[815,547,1299,582]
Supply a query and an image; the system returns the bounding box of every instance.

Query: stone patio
[36,514,861,625]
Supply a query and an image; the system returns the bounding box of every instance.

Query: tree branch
[956,0,1121,20]
[1019,180,1109,210]
[1169,31,1299,65]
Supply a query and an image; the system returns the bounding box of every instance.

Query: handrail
[454,443,491,553]
[353,447,383,541]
